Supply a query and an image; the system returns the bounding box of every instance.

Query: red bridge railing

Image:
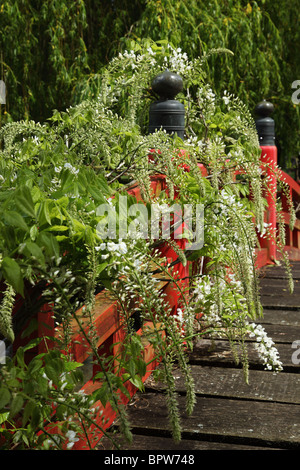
[255,100,300,266]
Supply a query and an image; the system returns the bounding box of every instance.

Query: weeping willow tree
[0,0,89,122]
[118,0,300,165]
[0,1,299,158]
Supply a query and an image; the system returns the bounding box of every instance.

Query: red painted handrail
[257,144,300,264]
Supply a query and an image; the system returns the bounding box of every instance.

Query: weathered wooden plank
[259,277,300,288]
[125,393,300,448]
[189,338,297,370]
[256,322,300,343]
[259,265,300,280]
[199,320,300,343]
[96,262,300,451]
[261,309,300,326]
[263,260,300,267]
[145,365,300,404]
[259,284,300,296]
[99,432,277,450]
[260,261,300,269]
[260,269,300,278]
[260,295,300,309]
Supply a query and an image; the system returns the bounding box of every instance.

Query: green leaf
[45,225,69,232]
[122,373,131,382]
[39,200,52,226]
[55,403,67,420]
[97,262,108,275]
[118,383,132,400]
[129,375,145,391]
[92,382,108,407]
[21,319,39,340]
[15,186,36,219]
[136,358,147,377]
[0,388,11,410]
[88,185,107,203]
[44,364,59,384]
[6,378,21,388]
[63,361,83,372]
[35,376,48,398]
[55,235,68,242]
[54,196,69,208]
[70,368,84,385]
[100,279,112,290]
[25,241,45,267]
[1,257,24,296]
[27,358,43,375]
[0,411,9,425]
[22,433,29,447]
[37,232,60,260]
[9,394,24,418]
[127,358,136,378]
[30,406,42,429]
[22,400,35,427]
[95,175,112,196]
[15,347,26,368]
[30,224,39,241]
[4,211,29,232]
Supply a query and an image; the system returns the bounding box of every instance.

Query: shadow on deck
[99,262,300,451]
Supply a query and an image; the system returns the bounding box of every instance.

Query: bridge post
[255,99,277,262]
[148,71,189,315]
[148,70,185,140]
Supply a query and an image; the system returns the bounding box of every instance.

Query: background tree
[0,0,299,164]
[0,0,89,121]
[124,0,300,166]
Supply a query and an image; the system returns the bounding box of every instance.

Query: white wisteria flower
[248,322,283,372]
[63,162,79,175]
[66,430,79,449]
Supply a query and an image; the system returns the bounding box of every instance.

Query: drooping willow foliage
[0,0,299,163]
[0,42,295,449]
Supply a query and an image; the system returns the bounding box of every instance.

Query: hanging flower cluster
[248,323,283,372]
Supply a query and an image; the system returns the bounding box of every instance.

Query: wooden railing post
[255,100,277,262]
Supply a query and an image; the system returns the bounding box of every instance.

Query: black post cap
[148,71,185,140]
[255,99,275,146]
[151,70,183,99]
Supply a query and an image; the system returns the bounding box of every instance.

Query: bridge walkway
[100,261,300,451]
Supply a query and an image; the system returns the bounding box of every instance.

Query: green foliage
[0,0,89,122]
[1,0,299,161]
[124,0,300,162]
[0,42,291,448]
[0,343,102,450]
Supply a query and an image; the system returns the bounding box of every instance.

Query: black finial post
[255,99,275,146]
[148,70,185,140]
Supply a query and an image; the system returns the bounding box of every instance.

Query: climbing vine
[0,42,293,449]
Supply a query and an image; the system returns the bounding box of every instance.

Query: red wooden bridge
[4,98,300,451]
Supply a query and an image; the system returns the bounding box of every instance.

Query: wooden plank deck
[99,261,300,451]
